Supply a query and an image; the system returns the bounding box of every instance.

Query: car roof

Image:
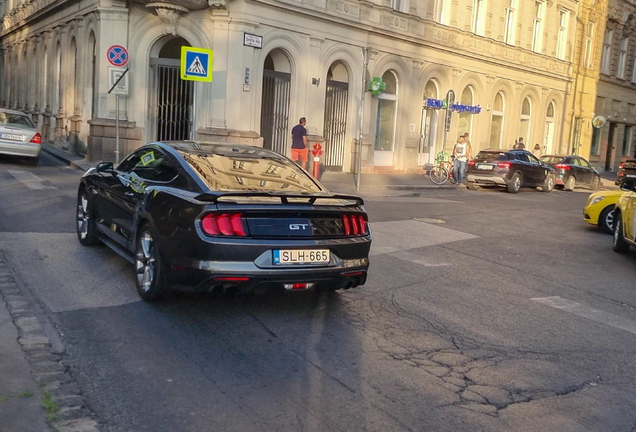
[0,108,31,116]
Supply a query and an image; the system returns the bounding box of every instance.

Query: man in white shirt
[453,135,472,187]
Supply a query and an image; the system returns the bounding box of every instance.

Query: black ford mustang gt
[76,142,371,301]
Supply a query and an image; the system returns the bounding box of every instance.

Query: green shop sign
[369,77,386,96]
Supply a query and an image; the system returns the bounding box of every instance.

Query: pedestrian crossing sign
[180,47,213,82]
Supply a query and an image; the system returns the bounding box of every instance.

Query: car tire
[613,213,630,254]
[591,176,601,191]
[467,182,479,190]
[542,173,555,193]
[564,175,575,191]
[135,224,168,301]
[76,189,100,246]
[599,205,615,234]
[507,173,522,194]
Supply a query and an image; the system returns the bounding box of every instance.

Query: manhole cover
[413,217,446,224]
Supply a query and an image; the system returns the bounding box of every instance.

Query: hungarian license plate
[477,164,493,170]
[0,133,24,141]
[273,249,330,265]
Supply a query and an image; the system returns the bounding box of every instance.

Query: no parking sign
[107,45,129,67]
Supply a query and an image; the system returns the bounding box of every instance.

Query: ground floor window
[622,125,632,155]
[591,126,600,155]
[375,98,397,151]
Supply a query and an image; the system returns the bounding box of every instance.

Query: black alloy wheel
[507,173,522,194]
[542,173,555,193]
[76,189,99,246]
[599,206,615,234]
[135,225,168,301]
[564,175,575,191]
[613,213,630,253]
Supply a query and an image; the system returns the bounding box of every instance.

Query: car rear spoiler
[194,191,365,206]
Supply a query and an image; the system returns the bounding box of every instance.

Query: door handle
[124,192,134,197]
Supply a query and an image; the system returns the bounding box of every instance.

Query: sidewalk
[41,145,453,198]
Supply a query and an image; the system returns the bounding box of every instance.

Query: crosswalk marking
[532,296,636,336]
[370,220,478,256]
[7,170,57,190]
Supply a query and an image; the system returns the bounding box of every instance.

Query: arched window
[458,85,474,139]
[374,70,398,166]
[544,101,556,154]
[42,46,48,111]
[420,80,439,164]
[519,97,532,145]
[55,42,62,112]
[489,91,505,148]
[70,38,78,113]
[88,32,97,119]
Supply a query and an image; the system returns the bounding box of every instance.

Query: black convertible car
[76,142,371,300]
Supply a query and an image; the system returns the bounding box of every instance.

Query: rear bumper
[0,141,40,158]
[466,173,508,186]
[168,259,369,293]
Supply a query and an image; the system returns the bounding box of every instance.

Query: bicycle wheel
[429,166,449,185]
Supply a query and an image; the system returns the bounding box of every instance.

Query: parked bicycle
[429,151,457,185]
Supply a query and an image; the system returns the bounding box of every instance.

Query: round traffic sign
[107,45,129,67]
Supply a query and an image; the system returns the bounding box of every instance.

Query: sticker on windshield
[140,151,155,166]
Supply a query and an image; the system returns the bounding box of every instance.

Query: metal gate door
[260,70,291,155]
[155,62,194,141]
[323,80,348,170]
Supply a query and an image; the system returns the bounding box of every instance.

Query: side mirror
[96,161,114,173]
[620,180,634,191]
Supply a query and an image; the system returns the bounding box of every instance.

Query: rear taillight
[468,160,475,166]
[619,163,625,169]
[497,162,511,169]
[29,133,41,144]
[342,214,368,237]
[200,213,249,237]
[555,163,570,170]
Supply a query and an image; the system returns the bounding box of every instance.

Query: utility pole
[357,47,370,192]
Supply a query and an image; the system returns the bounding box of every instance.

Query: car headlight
[590,196,605,205]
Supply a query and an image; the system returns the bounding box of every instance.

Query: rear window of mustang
[475,152,507,162]
[0,113,34,128]
[178,149,323,193]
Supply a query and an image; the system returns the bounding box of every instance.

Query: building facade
[569,0,636,173]
[0,0,581,172]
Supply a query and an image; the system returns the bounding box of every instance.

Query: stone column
[210,11,231,130]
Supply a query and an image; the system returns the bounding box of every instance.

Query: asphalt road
[1,154,636,432]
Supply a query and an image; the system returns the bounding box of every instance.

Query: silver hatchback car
[0,108,41,165]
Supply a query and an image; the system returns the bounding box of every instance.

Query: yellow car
[583,189,624,234]
[612,181,636,253]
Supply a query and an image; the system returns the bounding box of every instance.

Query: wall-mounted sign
[425,98,482,114]
[369,77,386,96]
[244,67,251,84]
[243,84,251,92]
[108,67,129,95]
[180,46,213,82]
[107,45,129,67]
[592,115,607,128]
[244,33,263,49]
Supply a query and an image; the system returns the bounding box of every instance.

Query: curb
[41,145,94,172]
[0,251,100,432]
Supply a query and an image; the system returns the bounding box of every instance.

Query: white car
[0,108,41,165]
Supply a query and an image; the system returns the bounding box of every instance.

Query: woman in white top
[532,144,543,158]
